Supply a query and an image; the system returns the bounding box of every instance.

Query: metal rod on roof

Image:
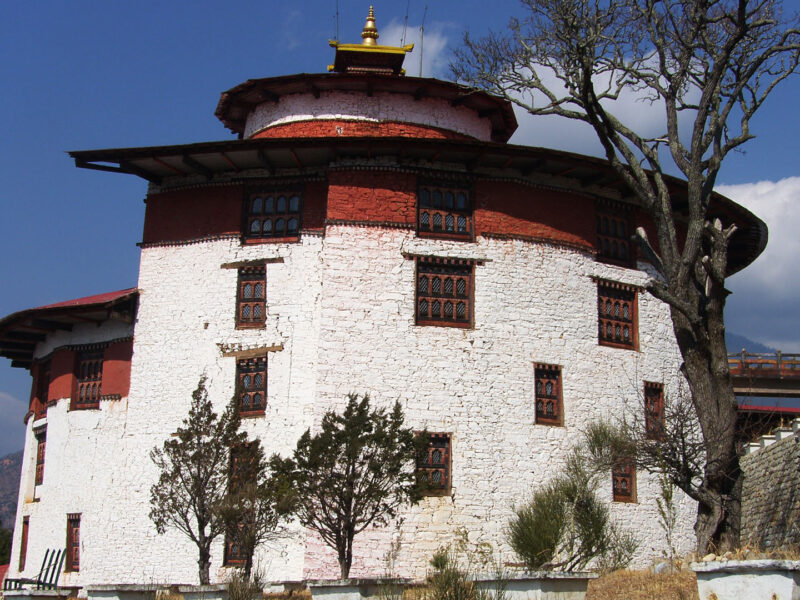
[419,5,427,77]
[401,0,410,45]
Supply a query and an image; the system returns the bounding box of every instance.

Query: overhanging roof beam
[119,160,163,184]
[182,155,213,178]
[1,332,46,342]
[30,319,72,331]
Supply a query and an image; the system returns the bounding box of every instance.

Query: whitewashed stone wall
[243,91,493,140]
[9,223,697,587]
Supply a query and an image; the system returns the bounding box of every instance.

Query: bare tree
[452,0,799,552]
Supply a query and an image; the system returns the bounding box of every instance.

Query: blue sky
[0,1,798,456]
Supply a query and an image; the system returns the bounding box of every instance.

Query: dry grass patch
[587,569,698,600]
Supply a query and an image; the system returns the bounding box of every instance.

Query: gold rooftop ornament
[328,6,413,75]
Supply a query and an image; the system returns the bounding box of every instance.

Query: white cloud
[717,177,800,351]
[380,20,451,79]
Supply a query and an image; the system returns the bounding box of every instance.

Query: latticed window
[416,257,473,327]
[597,281,638,349]
[244,190,301,240]
[237,265,266,327]
[74,349,104,409]
[417,185,472,240]
[535,364,563,425]
[224,444,257,566]
[236,357,266,415]
[596,202,634,267]
[417,433,451,494]
[612,461,636,503]
[644,382,665,440]
[66,514,80,572]
[224,528,246,566]
[34,360,50,419]
[35,428,46,486]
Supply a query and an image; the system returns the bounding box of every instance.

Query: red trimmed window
[417,185,472,240]
[612,461,636,503]
[596,203,634,267]
[34,360,50,419]
[597,281,638,350]
[66,514,80,572]
[644,382,665,440]
[236,357,266,415]
[224,443,258,566]
[417,433,451,494]
[237,265,266,328]
[73,349,104,409]
[416,258,473,327]
[244,191,301,241]
[19,516,29,571]
[35,428,46,486]
[535,364,563,426]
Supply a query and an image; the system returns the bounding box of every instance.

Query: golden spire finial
[361,6,379,46]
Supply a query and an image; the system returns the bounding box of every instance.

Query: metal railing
[728,351,800,377]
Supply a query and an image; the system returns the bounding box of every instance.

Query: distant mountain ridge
[0,450,21,531]
[726,332,777,354]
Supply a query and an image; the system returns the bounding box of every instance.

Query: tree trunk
[338,555,350,580]
[198,545,211,585]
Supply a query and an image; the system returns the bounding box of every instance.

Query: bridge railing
[728,351,800,377]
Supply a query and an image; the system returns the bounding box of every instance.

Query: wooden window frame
[415,257,474,328]
[417,432,451,495]
[644,381,665,441]
[223,443,257,566]
[597,280,639,350]
[236,265,266,328]
[236,356,267,416]
[34,360,50,420]
[72,348,104,410]
[243,189,302,243]
[65,513,81,572]
[417,184,473,241]
[19,516,29,571]
[612,460,637,503]
[34,427,46,486]
[596,201,635,267]
[534,363,563,426]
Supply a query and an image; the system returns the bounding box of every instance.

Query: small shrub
[227,568,264,600]
[422,531,506,600]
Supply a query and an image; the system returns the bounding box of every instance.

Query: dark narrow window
[244,190,302,241]
[35,428,46,486]
[596,202,634,267]
[236,357,267,416]
[66,514,81,572]
[18,517,29,571]
[416,257,474,327]
[417,184,472,240]
[534,364,563,426]
[224,444,257,566]
[597,281,638,350]
[73,349,103,410]
[644,382,665,440]
[417,433,451,494]
[612,461,636,503]
[236,265,266,328]
[34,361,50,419]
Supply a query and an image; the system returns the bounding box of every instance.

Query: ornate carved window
[596,202,634,267]
[417,433,451,494]
[597,280,638,350]
[19,516,29,571]
[236,265,266,328]
[417,185,472,240]
[612,461,636,503]
[66,514,81,572]
[535,364,563,426]
[35,428,46,486]
[416,257,473,327]
[244,190,302,242]
[224,444,257,566]
[236,357,267,416]
[73,348,104,410]
[644,382,665,440]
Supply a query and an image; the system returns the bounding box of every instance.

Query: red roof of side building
[0,288,138,370]
[0,563,9,586]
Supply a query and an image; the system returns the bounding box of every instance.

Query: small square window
[244,190,301,242]
[417,433,451,495]
[416,258,473,327]
[534,364,563,426]
[66,514,81,572]
[236,357,266,416]
[236,266,266,328]
[35,428,46,486]
[612,460,636,503]
[73,349,104,410]
[417,184,472,240]
[644,382,665,440]
[596,202,634,267]
[597,281,638,350]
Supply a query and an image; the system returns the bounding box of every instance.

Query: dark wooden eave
[68,136,767,276]
[0,289,139,369]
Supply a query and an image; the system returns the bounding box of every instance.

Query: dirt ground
[586,569,699,600]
